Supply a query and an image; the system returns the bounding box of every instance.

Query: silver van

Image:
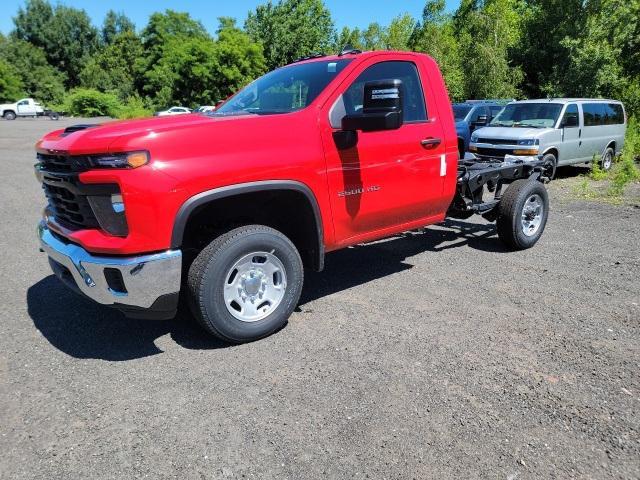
[469,99,626,178]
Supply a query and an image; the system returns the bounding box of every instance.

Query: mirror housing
[474,114,488,125]
[341,79,404,132]
[561,115,578,128]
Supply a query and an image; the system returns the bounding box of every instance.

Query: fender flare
[171,180,325,270]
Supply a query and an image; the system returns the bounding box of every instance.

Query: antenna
[338,44,362,56]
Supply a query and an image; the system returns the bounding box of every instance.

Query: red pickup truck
[36,50,551,343]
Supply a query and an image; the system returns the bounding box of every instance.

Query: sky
[0,0,461,36]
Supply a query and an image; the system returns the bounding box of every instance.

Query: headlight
[517,139,539,146]
[470,134,479,143]
[87,151,149,169]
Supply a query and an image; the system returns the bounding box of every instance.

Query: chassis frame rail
[448,157,549,221]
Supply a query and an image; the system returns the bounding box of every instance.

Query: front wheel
[3,111,16,120]
[496,180,549,250]
[541,152,557,181]
[187,225,303,343]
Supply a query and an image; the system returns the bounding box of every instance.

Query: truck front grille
[476,138,518,145]
[475,147,514,159]
[43,182,100,229]
[37,153,88,173]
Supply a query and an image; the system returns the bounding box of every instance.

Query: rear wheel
[187,225,303,343]
[601,147,614,171]
[496,180,549,250]
[3,111,16,120]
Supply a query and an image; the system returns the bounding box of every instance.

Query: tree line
[0,0,638,118]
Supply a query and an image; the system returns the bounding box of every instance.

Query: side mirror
[562,115,578,128]
[342,79,404,132]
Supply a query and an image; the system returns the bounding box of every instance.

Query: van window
[583,103,606,126]
[561,104,579,127]
[329,61,427,128]
[605,103,624,124]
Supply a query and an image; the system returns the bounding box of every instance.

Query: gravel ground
[1,117,639,479]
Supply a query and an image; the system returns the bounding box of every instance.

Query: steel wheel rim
[603,152,612,170]
[521,193,544,237]
[223,251,287,322]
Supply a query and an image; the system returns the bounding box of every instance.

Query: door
[321,59,447,244]
[582,103,607,160]
[558,103,581,164]
[16,99,35,116]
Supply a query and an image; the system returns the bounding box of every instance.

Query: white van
[469,99,626,178]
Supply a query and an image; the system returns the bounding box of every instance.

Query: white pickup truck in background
[0,98,59,120]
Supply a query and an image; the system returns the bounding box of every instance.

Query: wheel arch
[604,140,616,154]
[172,180,325,271]
[542,146,559,161]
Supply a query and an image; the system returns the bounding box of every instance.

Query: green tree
[454,0,524,99]
[361,22,386,50]
[142,17,265,108]
[385,14,416,51]
[12,0,99,87]
[102,10,135,45]
[138,10,210,104]
[333,26,363,51]
[0,38,66,103]
[80,31,144,101]
[411,0,465,101]
[515,0,587,97]
[0,58,24,101]
[245,0,334,69]
[556,0,640,115]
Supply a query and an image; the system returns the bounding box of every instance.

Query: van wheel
[187,225,303,343]
[3,111,16,120]
[497,180,549,250]
[601,147,614,171]
[541,152,557,180]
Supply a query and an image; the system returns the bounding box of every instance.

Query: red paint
[36,51,458,255]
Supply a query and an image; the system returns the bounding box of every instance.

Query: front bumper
[38,222,182,319]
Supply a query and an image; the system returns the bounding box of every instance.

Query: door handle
[421,137,441,148]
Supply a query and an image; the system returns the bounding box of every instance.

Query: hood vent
[61,124,100,137]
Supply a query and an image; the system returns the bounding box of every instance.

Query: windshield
[213,59,352,116]
[453,104,472,121]
[490,103,563,128]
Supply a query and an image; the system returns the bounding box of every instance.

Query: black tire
[496,179,549,250]
[601,147,614,171]
[3,111,16,120]
[49,112,60,121]
[187,225,303,343]
[541,152,557,180]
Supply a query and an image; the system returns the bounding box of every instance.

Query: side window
[606,103,624,124]
[329,61,427,128]
[18,100,28,106]
[489,106,503,119]
[561,104,579,127]
[470,107,486,122]
[583,103,605,126]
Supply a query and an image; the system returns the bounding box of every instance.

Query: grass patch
[574,117,640,202]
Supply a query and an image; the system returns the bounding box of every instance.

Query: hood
[472,126,551,141]
[39,114,211,152]
[37,114,255,154]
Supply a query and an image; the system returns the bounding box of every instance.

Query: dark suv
[453,100,511,156]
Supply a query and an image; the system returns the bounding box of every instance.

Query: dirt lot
[1,117,639,479]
